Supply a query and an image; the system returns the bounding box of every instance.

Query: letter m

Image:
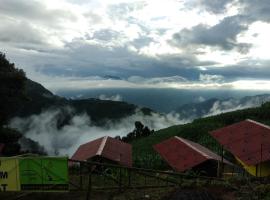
[0,172,8,179]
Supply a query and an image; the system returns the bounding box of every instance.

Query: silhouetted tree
[114,135,121,140]
[122,121,154,142]
[0,52,26,125]
[0,52,26,155]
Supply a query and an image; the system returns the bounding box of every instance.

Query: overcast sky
[1,0,270,92]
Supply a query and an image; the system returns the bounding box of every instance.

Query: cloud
[1,0,270,90]
[199,74,224,83]
[177,94,270,120]
[171,15,251,53]
[197,96,206,103]
[205,94,270,116]
[193,0,235,14]
[9,107,186,156]
[98,94,123,101]
[91,29,121,41]
[107,1,147,20]
[127,75,187,84]
[0,0,78,24]
[0,18,56,53]
[239,0,270,22]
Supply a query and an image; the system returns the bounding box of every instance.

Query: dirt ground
[0,187,236,200]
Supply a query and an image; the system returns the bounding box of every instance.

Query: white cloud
[98,94,123,101]
[199,74,224,83]
[1,0,270,90]
[204,94,270,117]
[10,107,186,156]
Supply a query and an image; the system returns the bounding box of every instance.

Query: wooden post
[86,165,92,200]
[119,154,122,192]
[260,143,262,178]
[217,161,220,178]
[255,165,258,177]
[221,146,224,178]
[80,163,83,190]
[144,173,147,187]
[128,169,131,187]
[217,146,224,178]
[119,167,122,192]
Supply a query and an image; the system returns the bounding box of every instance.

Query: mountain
[175,94,270,120]
[102,75,122,80]
[11,79,153,126]
[1,53,156,156]
[5,78,155,155]
[131,102,270,169]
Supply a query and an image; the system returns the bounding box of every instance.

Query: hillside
[0,52,155,155]
[131,102,270,169]
[175,94,270,120]
[10,79,153,126]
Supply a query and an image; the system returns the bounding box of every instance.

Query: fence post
[80,162,83,190]
[128,169,131,187]
[119,167,122,192]
[86,164,92,200]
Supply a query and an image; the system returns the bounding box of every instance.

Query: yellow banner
[0,158,20,191]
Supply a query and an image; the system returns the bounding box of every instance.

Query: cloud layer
[10,107,186,156]
[1,0,270,91]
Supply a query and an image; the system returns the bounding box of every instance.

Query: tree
[122,121,154,142]
[0,52,26,125]
[0,52,27,155]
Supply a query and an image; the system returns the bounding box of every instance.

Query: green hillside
[131,102,270,169]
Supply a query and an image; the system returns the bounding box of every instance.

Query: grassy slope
[131,102,270,169]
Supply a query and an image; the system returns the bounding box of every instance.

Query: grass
[131,102,270,169]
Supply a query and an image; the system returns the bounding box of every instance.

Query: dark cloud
[185,0,235,14]
[131,36,153,49]
[240,0,270,22]
[0,0,78,29]
[201,0,233,13]
[1,0,270,89]
[9,36,211,80]
[171,15,251,53]
[0,19,46,45]
[204,59,270,80]
[199,0,270,22]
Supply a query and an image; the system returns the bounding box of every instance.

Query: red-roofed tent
[154,136,231,173]
[210,119,270,166]
[71,136,132,167]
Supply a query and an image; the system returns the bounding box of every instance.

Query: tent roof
[210,119,270,165]
[71,136,132,167]
[154,136,230,172]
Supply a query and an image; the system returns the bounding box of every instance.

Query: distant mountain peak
[102,75,122,80]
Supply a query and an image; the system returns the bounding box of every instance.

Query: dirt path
[163,189,217,200]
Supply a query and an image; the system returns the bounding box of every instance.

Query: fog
[10,108,187,156]
[204,95,270,117]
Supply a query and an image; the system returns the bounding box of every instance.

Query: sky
[1,0,270,92]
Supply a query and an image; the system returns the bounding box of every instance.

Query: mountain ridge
[11,78,153,126]
[176,94,270,120]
